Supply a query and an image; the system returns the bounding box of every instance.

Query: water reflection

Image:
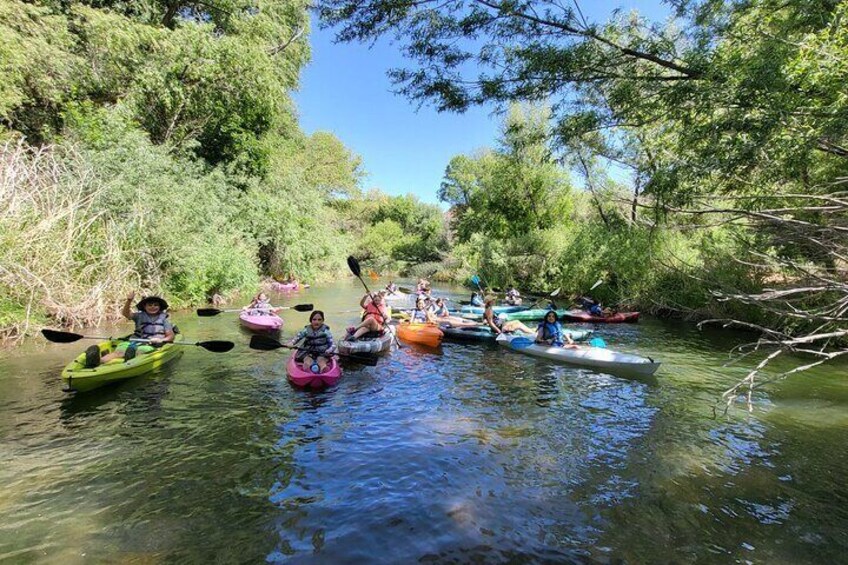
[0,280,846,563]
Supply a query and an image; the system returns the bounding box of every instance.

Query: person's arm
[360,294,371,308]
[121,292,135,320]
[535,326,545,343]
[484,311,500,334]
[288,327,307,346]
[324,329,336,354]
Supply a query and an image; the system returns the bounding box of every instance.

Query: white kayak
[496,333,660,377]
[338,325,395,356]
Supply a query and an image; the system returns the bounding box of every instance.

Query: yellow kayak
[61,335,184,392]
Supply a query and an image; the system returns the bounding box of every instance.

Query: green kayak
[61,335,184,392]
[497,308,569,322]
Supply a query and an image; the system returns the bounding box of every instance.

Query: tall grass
[0,140,137,339]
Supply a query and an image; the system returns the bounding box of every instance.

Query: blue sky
[294,2,668,205]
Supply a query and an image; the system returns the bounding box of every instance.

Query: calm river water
[1,280,846,563]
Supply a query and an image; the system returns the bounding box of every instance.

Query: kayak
[384,291,411,303]
[560,310,640,323]
[270,281,299,292]
[497,308,570,322]
[496,333,659,377]
[397,322,443,347]
[286,354,342,388]
[460,304,527,315]
[238,311,283,332]
[61,335,185,393]
[441,325,594,343]
[338,326,395,355]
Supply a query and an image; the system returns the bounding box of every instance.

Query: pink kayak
[560,310,640,324]
[239,311,283,332]
[270,281,299,292]
[286,354,342,388]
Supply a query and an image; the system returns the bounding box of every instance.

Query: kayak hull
[270,281,299,292]
[61,335,184,393]
[496,333,659,377]
[442,325,593,343]
[397,322,443,347]
[560,310,640,323]
[497,308,570,322]
[239,312,283,332]
[286,355,342,388]
[460,305,527,315]
[338,326,395,355]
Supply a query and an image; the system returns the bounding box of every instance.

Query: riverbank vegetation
[317,0,848,390]
[0,0,442,339]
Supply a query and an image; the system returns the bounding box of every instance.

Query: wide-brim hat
[136,296,169,311]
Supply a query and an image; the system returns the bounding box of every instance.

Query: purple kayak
[239,311,283,332]
[286,354,342,388]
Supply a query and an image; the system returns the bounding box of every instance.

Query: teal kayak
[459,304,527,315]
[441,324,593,343]
[496,308,569,322]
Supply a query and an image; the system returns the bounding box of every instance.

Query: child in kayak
[505,287,522,306]
[85,293,175,367]
[289,310,336,373]
[535,311,576,348]
[385,281,399,295]
[243,292,280,315]
[410,297,438,324]
[470,291,484,307]
[482,299,535,335]
[349,292,389,340]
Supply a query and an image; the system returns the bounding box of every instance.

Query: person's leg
[352,318,378,339]
[316,355,329,372]
[302,354,314,371]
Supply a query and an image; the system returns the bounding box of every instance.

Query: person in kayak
[505,287,523,306]
[84,293,175,367]
[243,292,280,315]
[385,281,399,295]
[432,297,450,318]
[535,311,576,348]
[482,299,535,335]
[349,292,389,340]
[289,310,336,373]
[577,295,605,316]
[470,291,484,307]
[409,297,438,324]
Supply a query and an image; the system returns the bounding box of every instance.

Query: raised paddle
[41,329,234,352]
[196,303,313,317]
[347,255,404,349]
[248,334,379,366]
[527,288,561,310]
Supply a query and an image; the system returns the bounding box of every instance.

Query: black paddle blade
[196,340,235,353]
[249,334,284,351]
[41,329,84,343]
[196,308,222,317]
[347,255,361,277]
[292,304,314,312]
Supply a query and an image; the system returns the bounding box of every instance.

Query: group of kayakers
[75,279,607,376]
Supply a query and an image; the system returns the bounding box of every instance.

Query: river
[1,280,846,563]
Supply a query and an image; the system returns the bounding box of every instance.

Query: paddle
[197,303,314,317]
[470,274,485,294]
[347,255,403,349]
[41,329,234,352]
[248,334,379,366]
[528,288,561,310]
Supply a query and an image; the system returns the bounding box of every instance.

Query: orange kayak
[397,322,443,347]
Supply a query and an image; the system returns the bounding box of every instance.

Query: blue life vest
[538,321,564,347]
